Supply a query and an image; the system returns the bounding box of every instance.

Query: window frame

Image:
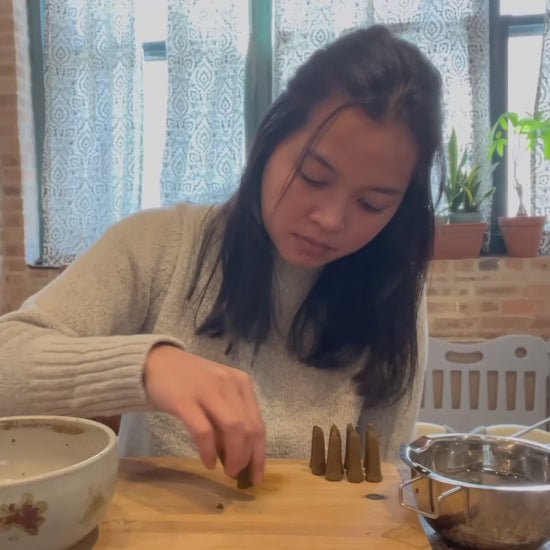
[488,2,544,254]
[27,0,45,257]
[143,41,166,62]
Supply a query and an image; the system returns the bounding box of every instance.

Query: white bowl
[0,416,119,550]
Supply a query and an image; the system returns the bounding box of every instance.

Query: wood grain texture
[69,457,431,550]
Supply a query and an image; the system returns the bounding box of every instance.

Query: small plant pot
[498,215,546,257]
[433,222,487,260]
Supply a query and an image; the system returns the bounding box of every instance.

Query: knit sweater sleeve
[0,205,196,418]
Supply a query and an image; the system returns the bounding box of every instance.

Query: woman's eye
[299,169,326,187]
[358,198,383,213]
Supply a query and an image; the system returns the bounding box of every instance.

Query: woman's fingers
[200,381,253,478]
[175,402,218,469]
[236,373,266,484]
[249,430,266,485]
[144,345,266,483]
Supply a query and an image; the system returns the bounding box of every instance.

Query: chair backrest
[418,335,549,433]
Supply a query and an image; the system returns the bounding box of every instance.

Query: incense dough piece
[346,429,364,483]
[364,424,383,483]
[310,425,326,476]
[237,462,253,489]
[325,424,344,481]
[344,422,354,470]
[218,449,253,489]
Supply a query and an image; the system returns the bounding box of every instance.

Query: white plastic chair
[418,335,549,433]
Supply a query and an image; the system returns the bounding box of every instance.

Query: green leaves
[488,111,550,213]
[445,129,466,212]
[489,111,550,161]
[445,128,494,214]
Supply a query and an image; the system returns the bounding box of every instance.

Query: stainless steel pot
[399,433,550,550]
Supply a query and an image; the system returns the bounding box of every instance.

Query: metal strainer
[399,417,550,550]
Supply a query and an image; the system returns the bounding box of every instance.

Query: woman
[0,25,443,486]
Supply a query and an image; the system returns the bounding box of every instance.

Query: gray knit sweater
[0,203,427,460]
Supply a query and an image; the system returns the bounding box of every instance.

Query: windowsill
[28,256,549,270]
[27,264,64,270]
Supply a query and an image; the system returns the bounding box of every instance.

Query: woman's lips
[293,233,333,254]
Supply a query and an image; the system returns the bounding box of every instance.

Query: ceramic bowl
[0,416,119,550]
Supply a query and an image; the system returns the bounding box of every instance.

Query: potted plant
[489,111,550,257]
[434,129,495,259]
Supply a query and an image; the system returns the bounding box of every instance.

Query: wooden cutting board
[69,457,431,550]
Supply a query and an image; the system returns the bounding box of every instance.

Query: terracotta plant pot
[449,211,483,224]
[433,222,487,260]
[498,215,546,257]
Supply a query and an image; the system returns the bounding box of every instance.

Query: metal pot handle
[399,475,462,519]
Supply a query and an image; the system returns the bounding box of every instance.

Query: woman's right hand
[144,344,266,484]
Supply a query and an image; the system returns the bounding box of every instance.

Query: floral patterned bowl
[0,416,118,550]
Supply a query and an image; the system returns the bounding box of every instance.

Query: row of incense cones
[309,423,383,483]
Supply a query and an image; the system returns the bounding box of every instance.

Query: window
[136,0,255,208]
[135,0,168,210]
[507,34,543,216]
[489,0,546,252]
[126,0,550,239]
[500,0,546,16]
[29,1,548,258]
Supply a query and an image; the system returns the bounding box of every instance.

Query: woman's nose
[309,200,346,232]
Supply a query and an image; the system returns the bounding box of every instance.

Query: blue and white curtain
[273,0,492,217]
[160,0,491,209]
[41,0,143,266]
[534,0,550,254]
[42,0,524,261]
[160,0,249,205]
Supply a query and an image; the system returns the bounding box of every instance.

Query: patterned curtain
[273,0,492,217]
[41,0,143,266]
[161,0,248,205]
[534,0,550,254]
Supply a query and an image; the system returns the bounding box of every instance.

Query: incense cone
[310,425,326,475]
[344,423,354,470]
[346,429,364,483]
[364,424,383,482]
[363,427,368,470]
[325,424,343,481]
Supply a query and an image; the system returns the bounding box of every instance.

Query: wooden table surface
[69,457,432,550]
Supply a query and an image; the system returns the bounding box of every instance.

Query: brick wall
[428,257,550,339]
[0,3,549,341]
[0,0,58,313]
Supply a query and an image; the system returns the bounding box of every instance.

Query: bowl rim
[0,415,118,489]
[400,432,550,492]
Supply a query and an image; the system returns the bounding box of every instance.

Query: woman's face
[261,99,418,269]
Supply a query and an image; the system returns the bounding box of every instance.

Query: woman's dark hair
[189,25,444,408]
